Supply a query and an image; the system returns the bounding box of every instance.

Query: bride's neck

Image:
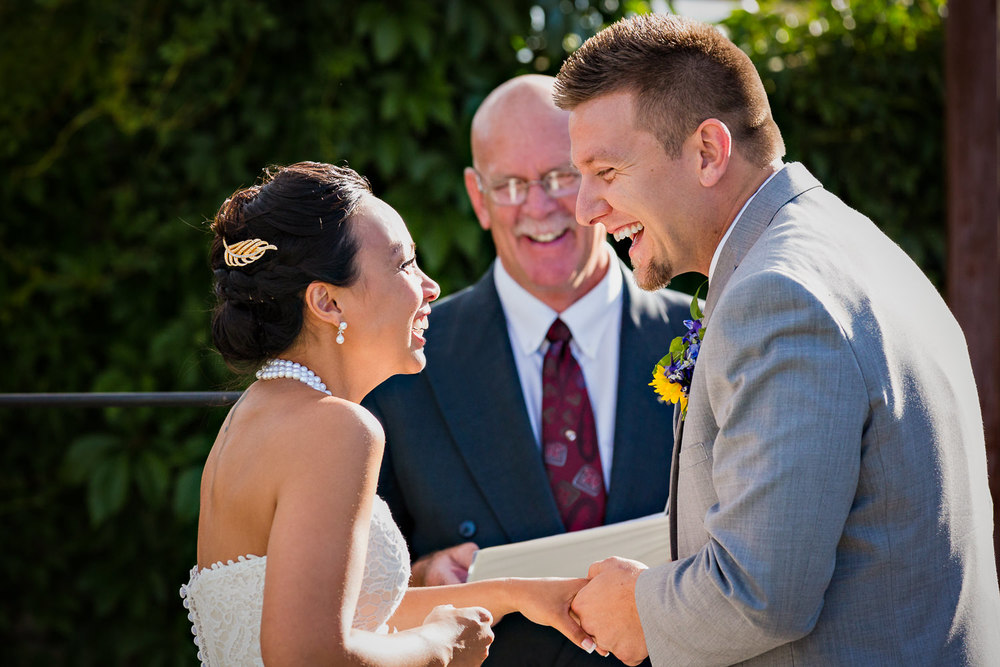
[276,342,387,405]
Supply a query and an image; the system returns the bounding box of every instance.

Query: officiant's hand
[410,542,479,586]
[572,557,649,665]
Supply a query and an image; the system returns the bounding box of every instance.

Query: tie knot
[546,318,572,343]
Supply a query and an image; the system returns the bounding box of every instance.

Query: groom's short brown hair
[553,13,785,168]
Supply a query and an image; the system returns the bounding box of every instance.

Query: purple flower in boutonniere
[650,283,706,419]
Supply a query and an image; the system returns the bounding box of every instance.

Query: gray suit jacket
[365,259,692,666]
[638,163,1000,665]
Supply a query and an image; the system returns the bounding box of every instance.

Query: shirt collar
[708,163,783,283]
[493,244,622,360]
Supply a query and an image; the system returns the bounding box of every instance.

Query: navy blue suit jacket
[365,259,691,666]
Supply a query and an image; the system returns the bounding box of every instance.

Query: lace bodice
[179,496,410,666]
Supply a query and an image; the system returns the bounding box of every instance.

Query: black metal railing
[0,392,242,407]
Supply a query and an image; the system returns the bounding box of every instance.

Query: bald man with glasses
[363,74,691,666]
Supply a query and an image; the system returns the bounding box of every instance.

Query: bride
[180,162,595,665]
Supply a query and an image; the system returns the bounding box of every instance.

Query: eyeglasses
[475,168,581,206]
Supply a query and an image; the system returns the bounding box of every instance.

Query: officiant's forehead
[471,75,570,173]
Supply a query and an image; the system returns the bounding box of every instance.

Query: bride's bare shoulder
[270,392,384,460]
[323,397,383,449]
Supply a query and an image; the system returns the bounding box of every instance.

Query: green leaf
[690,280,707,320]
[173,465,203,521]
[88,453,129,525]
[62,433,118,484]
[372,20,403,63]
[134,450,170,506]
[380,87,401,120]
[668,335,685,360]
[409,21,434,61]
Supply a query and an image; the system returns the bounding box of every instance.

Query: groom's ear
[693,118,732,188]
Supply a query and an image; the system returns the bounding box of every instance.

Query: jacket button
[458,520,477,538]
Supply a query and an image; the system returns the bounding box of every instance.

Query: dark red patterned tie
[541,318,606,532]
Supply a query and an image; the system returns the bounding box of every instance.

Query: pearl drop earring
[336,321,347,345]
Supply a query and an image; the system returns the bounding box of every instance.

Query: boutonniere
[650,283,706,419]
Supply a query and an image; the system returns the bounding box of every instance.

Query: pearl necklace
[255,358,332,396]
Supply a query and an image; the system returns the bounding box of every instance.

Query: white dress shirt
[709,164,784,283]
[493,245,623,490]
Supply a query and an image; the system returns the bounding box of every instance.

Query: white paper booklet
[466,512,670,582]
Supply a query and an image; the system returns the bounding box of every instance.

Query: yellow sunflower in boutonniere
[650,283,706,419]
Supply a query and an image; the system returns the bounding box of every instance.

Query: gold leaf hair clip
[224,238,278,267]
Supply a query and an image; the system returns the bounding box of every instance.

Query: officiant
[363,74,692,665]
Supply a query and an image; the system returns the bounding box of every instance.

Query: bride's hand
[419,604,494,666]
[510,578,599,654]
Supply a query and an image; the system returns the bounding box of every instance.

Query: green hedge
[722,0,947,286]
[0,0,945,663]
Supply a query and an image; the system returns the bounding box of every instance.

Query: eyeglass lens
[488,169,580,205]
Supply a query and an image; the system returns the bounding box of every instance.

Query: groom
[556,13,1000,666]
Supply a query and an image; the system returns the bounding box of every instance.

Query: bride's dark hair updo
[209,161,371,370]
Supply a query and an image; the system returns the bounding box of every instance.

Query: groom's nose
[575,176,611,227]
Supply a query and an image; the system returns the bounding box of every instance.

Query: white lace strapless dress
[179,496,410,666]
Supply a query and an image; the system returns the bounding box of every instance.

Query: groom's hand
[571,557,649,665]
[409,542,479,586]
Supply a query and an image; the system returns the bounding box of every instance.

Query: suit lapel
[705,163,823,321]
[606,262,677,523]
[423,266,564,542]
[669,405,682,560]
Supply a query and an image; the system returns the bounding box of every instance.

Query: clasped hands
[413,544,650,664]
[570,557,650,664]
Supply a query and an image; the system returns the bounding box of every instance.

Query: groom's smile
[611,222,644,244]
